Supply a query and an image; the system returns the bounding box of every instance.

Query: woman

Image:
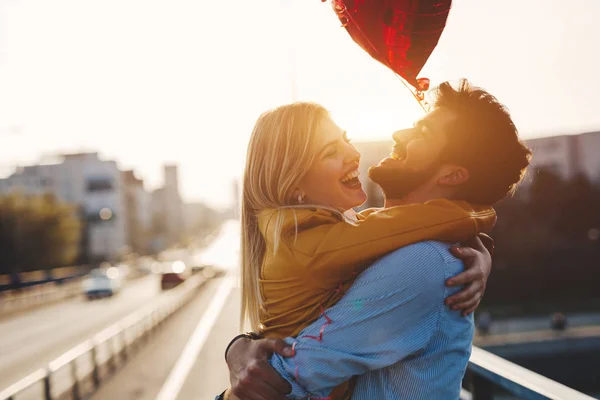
[231,102,493,399]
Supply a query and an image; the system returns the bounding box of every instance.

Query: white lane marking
[156,276,236,400]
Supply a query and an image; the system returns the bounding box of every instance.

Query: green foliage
[0,192,81,274]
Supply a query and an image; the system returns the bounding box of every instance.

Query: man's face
[368,107,457,199]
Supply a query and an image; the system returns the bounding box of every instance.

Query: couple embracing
[217,79,531,400]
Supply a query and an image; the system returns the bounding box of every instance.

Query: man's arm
[269,242,449,399]
[223,337,292,400]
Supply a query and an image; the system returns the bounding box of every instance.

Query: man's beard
[368,161,441,200]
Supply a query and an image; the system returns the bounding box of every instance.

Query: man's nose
[392,128,416,143]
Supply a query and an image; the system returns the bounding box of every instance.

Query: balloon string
[394,73,428,113]
[331,0,428,113]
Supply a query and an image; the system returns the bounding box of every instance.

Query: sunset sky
[1,0,599,208]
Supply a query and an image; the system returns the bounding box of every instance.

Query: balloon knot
[417,77,430,91]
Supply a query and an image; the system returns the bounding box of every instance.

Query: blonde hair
[240,102,329,331]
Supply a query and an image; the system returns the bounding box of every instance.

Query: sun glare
[330,91,427,142]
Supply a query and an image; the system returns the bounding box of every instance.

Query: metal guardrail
[0,270,216,400]
[462,346,596,400]
[0,279,83,317]
[0,266,89,289]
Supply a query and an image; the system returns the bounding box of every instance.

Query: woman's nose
[344,141,361,164]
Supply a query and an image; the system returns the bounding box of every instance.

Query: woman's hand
[445,235,493,316]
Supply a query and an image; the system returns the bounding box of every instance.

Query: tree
[0,192,81,275]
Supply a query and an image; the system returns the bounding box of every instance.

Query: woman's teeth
[340,169,359,183]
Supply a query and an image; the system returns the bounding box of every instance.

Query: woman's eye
[326,148,339,157]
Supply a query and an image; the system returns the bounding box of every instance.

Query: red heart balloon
[332,0,452,91]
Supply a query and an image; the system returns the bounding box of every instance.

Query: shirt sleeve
[269,242,449,399]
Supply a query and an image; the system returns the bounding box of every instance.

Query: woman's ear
[291,188,305,204]
[438,166,470,186]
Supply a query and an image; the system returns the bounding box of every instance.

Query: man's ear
[438,165,470,186]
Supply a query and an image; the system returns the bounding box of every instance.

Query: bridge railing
[0,279,83,317]
[461,346,596,400]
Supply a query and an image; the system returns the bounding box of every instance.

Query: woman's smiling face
[297,116,367,211]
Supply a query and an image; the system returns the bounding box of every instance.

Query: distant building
[163,164,183,245]
[526,131,600,182]
[122,170,152,255]
[184,202,209,233]
[0,155,202,260]
[183,201,221,236]
[147,164,184,252]
[523,135,577,180]
[150,187,167,253]
[352,130,600,208]
[0,152,128,261]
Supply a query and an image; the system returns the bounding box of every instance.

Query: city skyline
[1,0,600,208]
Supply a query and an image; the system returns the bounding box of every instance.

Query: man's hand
[227,337,293,400]
[445,235,492,316]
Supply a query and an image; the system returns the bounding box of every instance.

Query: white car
[82,268,121,299]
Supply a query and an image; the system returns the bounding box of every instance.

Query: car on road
[82,267,122,299]
[160,260,190,290]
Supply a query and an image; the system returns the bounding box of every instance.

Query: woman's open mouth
[341,169,362,189]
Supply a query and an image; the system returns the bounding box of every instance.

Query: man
[224,79,531,399]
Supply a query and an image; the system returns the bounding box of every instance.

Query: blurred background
[0,0,599,399]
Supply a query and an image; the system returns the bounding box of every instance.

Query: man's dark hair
[432,79,532,204]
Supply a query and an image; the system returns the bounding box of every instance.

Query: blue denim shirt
[269,241,474,399]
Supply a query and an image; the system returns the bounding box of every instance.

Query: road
[0,273,162,390]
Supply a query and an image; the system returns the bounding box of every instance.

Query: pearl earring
[297,193,304,204]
